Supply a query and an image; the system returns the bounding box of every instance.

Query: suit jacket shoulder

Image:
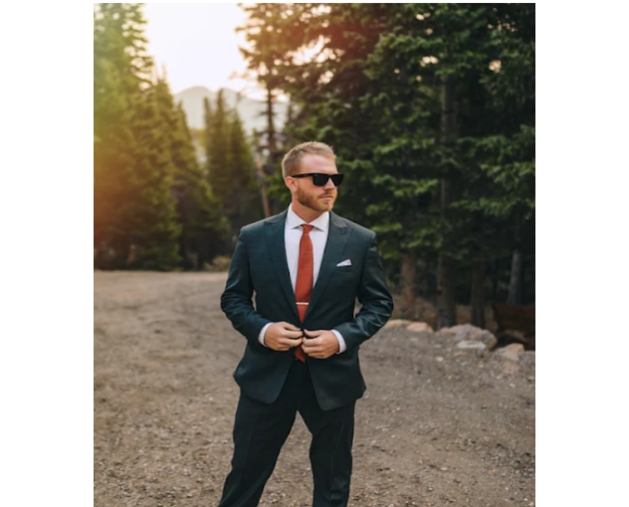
[239,210,286,241]
[332,212,376,243]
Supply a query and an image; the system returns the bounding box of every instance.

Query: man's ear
[284,176,296,192]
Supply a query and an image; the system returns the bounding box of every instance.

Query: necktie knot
[301,224,314,234]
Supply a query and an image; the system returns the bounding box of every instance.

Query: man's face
[286,154,339,213]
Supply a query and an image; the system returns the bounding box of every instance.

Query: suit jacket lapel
[264,210,299,321]
[308,212,350,313]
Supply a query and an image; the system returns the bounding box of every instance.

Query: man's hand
[301,330,340,359]
[263,322,303,351]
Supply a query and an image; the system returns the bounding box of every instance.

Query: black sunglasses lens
[311,173,344,186]
[331,174,344,186]
[312,174,327,186]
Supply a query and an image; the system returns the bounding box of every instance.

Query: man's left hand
[301,330,339,359]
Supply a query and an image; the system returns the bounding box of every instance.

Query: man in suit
[217,141,393,507]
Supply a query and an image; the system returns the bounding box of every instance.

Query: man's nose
[324,177,337,189]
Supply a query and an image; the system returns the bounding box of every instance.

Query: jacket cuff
[258,322,273,346]
[331,329,347,354]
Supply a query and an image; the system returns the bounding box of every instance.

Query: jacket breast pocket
[329,265,360,290]
[333,264,356,276]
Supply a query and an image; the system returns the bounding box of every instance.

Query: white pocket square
[336,259,352,267]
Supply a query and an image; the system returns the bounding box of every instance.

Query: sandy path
[95,271,534,507]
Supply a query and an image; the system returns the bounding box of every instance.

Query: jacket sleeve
[333,233,394,351]
[220,229,272,346]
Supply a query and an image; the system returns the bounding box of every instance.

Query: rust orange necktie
[294,224,314,362]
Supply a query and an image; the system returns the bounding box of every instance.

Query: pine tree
[225,112,262,233]
[203,90,262,244]
[236,5,287,133]
[94,4,181,269]
[94,3,140,266]
[124,78,181,269]
[202,96,213,168]
[153,76,230,267]
[206,89,231,202]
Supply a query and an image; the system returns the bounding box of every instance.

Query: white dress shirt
[258,205,347,353]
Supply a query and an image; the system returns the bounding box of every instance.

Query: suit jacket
[220,209,394,410]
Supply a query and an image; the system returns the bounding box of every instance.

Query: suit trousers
[217,358,356,507]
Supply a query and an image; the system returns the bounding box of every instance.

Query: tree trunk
[489,257,498,301]
[436,75,457,329]
[399,251,417,319]
[507,248,523,304]
[265,84,277,163]
[437,253,457,328]
[263,83,280,215]
[470,256,486,328]
[254,152,271,218]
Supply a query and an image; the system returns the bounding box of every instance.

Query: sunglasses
[290,172,344,187]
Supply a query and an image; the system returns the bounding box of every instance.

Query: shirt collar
[286,204,329,232]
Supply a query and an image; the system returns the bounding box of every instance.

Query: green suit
[221,209,394,411]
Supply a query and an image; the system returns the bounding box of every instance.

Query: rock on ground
[439,323,499,350]
[495,343,526,362]
[384,319,412,329]
[406,321,434,333]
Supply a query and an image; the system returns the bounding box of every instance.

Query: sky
[144,3,265,99]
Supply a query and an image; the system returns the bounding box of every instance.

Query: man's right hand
[263,322,303,351]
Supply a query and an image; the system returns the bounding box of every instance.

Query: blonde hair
[281,141,336,177]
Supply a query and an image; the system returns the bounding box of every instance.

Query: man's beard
[296,187,336,212]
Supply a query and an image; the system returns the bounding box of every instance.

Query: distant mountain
[174,86,288,134]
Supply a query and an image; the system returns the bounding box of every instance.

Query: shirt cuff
[331,329,347,354]
[258,322,273,346]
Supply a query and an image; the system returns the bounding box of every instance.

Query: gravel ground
[95,271,535,507]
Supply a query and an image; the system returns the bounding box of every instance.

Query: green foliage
[153,78,230,267]
[95,3,180,269]
[122,81,181,269]
[94,4,229,270]
[238,3,535,303]
[226,112,263,230]
[204,90,262,244]
[206,90,230,199]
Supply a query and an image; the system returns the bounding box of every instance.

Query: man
[217,141,393,507]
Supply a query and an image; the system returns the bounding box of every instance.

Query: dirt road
[95,271,534,507]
